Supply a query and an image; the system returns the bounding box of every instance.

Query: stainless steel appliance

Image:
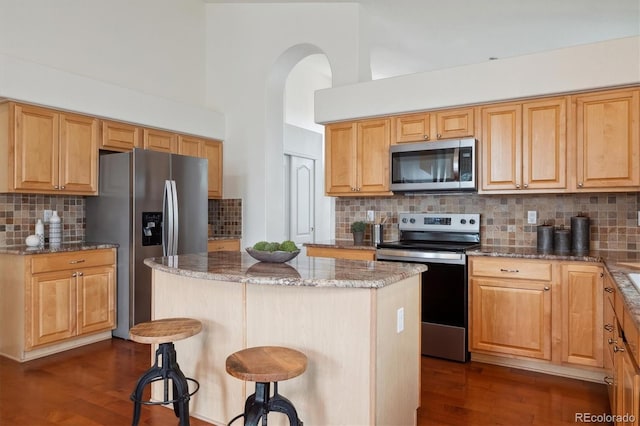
[86,148,208,339]
[390,138,476,193]
[376,213,480,362]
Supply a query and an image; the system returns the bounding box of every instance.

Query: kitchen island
[144,251,426,426]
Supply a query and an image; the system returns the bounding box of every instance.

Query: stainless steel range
[376,213,480,362]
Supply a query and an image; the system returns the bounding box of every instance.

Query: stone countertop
[0,242,119,255]
[144,251,426,288]
[304,239,377,251]
[468,245,640,333]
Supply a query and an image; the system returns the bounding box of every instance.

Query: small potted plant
[351,221,366,245]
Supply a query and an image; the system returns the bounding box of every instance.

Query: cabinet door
[13,103,59,192]
[357,118,391,194]
[100,120,141,152]
[522,98,567,190]
[203,140,223,199]
[433,107,474,140]
[480,103,522,191]
[325,122,357,195]
[575,89,640,189]
[59,113,99,194]
[143,128,177,153]
[561,264,604,367]
[470,277,551,359]
[27,271,76,349]
[618,344,640,426]
[178,135,205,158]
[393,113,431,143]
[76,266,115,335]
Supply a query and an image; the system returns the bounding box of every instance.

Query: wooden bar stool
[129,317,202,426]
[226,346,307,426]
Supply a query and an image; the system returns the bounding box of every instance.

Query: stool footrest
[130,376,200,406]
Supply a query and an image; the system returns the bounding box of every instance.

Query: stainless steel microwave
[390,138,477,193]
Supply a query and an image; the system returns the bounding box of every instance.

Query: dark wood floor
[0,338,611,425]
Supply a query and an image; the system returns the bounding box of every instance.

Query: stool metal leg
[228,381,302,426]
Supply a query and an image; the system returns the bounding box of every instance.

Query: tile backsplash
[0,194,85,246]
[0,194,243,247]
[336,192,640,252]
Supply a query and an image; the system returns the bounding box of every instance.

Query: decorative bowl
[245,247,301,263]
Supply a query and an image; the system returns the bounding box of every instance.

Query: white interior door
[288,155,315,244]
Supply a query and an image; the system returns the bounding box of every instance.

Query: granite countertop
[0,242,119,255]
[304,239,377,251]
[144,251,426,288]
[469,245,640,333]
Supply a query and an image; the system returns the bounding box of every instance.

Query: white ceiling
[206,0,640,80]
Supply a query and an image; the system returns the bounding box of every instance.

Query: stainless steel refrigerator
[86,148,208,339]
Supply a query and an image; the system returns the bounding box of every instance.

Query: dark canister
[554,227,571,254]
[571,215,590,254]
[536,224,554,253]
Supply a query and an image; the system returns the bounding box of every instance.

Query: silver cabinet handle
[78,272,83,276]
[604,324,614,332]
[604,376,614,386]
[515,184,521,189]
[604,287,614,293]
[608,338,618,345]
[500,268,519,273]
[437,133,442,139]
[544,286,550,291]
[523,183,529,188]
[424,135,429,140]
[614,345,625,353]
[72,272,77,277]
[68,259,85,264]
[578,182,584,188]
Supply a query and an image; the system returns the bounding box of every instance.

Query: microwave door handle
[453,147,460,181]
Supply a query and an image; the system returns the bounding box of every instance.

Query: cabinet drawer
[31,249,115,274]
[208,239,240,252]
[469,257,552,281]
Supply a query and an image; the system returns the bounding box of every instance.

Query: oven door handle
[376,248,466,265]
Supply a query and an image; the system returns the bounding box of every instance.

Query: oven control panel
[398,213,480,233]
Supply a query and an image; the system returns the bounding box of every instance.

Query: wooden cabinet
[208,239,240,252]
[0,102,99,195]
[203,139,223,199]
[574,88,640,191]
[469,257,552,359]
[100,120,141,152]
[393,107,474,143]
[26,249,116,350]
[560,263,604,367]
[305,245,376,261]
[143,128,177,153]
[176,135,223,198]
[325,118,392,196]
[0,249,116,362]
[480,97,567,192]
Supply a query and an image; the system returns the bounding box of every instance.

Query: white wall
[315,36,640,123]
[205,3,369,245]
[285,55,331,134]
[0,0,224,138]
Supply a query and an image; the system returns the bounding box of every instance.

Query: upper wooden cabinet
[100,120,141,152]
[178,134,205,157]
[0,102,99,195]
[202,139,223,199]
[143,128,177,153]
[573,88,640,190]
[325,118,392,196]
[393,107,474,143]
[480,97,567,193]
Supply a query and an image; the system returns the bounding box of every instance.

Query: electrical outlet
[44,210,53,223]
[397,307,404,333]
[367,210,375,222]
[527,210,537,224]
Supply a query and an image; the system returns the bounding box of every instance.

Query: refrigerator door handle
[170,180,179,255]
[163,180,174,256]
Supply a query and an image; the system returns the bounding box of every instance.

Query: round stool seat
[226,346,307,383]
[129,317,202,344]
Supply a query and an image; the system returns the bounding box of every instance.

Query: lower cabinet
[208,238,240,252]
[0,248,116,361]
[469,257,604,368]
[469,257,552,360]
[305,245,376,261]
